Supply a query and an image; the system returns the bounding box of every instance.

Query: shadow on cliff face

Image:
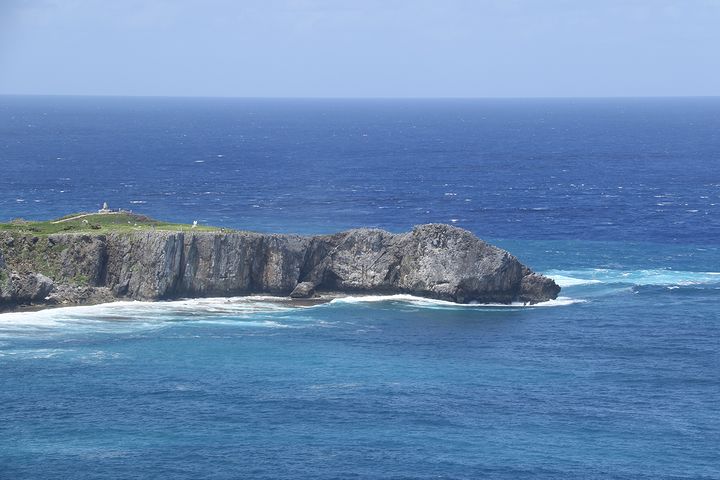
[0,224,559,312]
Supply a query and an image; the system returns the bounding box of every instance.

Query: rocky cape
[0,224,560,312]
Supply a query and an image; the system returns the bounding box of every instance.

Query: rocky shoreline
[0,224,560,313]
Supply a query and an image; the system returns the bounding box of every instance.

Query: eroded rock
[290,281,316,298]
[0,224,560,311]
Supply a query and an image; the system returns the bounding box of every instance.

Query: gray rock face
[46,284,115,307]
[290,282,316,298]
[300,224,559,304]
[0,224,559,311]
[5,272,54,304]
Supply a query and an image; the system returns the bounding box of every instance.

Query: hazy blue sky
[1,0,719,97]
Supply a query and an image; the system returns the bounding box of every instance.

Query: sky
[0,0,719,98]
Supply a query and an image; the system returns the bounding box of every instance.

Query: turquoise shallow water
[1,97,719,478]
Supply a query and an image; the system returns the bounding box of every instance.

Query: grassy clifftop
[0,212,224,236]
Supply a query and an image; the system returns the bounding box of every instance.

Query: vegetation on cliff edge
[0,213,224,236]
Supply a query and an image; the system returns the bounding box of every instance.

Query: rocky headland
[0,219,560,312]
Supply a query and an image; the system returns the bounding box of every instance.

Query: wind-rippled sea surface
[1,97,719,479]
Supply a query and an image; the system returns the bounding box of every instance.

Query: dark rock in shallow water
[45,284,115,306]
[0,224,559,311]
[519,272,561,304]
[290,281,316,298]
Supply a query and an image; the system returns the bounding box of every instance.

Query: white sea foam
[0,348,70,359]
[546,269,720,288]
[6,267,713,336]
[329,294,582,309]
[0,296,302,336]
[549,275,603,287]
[0,291,583,337]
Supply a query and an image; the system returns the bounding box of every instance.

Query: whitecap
[0,348,70,359]
[549,275,603,287]
[545,268,720,288]
[329,294,582,309]
[0,296,308,337]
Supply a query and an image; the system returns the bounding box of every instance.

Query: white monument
[98,202,111,214]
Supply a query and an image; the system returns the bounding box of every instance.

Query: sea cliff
[0,223,560,312]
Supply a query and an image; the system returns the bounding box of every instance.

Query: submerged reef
[0,215,559,311]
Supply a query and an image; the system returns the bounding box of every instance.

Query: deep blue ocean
[1,96,719,479]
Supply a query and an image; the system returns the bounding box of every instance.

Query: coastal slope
[0,221,560,311]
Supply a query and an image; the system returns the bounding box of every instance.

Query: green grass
[0,212,226,236]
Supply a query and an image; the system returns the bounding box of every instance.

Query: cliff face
[0,224,560,311]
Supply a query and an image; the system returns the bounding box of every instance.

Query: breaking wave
[15,268,714,335]
[329,294,583,309]
[5,267,712,336]
[546,269,720,288]
[0,290,584,337]
[0,296,305,338]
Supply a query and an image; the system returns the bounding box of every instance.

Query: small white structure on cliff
[98,202,111,214]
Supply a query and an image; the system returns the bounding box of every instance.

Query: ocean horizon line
[1,93,719,101]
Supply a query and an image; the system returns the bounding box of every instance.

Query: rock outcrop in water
[0,224,559,311]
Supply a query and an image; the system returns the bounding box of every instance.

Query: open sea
[1,96,719,479]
